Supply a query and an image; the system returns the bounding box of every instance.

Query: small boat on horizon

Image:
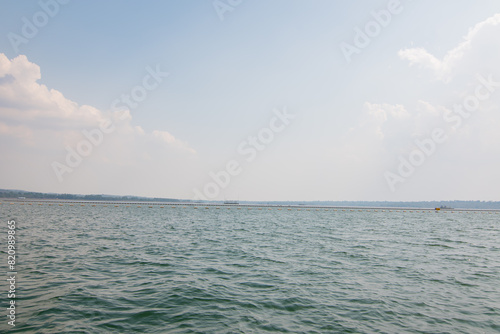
[435,205,453,211]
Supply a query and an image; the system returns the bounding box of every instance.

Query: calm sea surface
[1,204,499,333]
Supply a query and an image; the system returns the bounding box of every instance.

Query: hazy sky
[1,0,500,201]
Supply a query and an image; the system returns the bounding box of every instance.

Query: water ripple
[1,206,499,333]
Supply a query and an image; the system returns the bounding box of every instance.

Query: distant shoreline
[2,198,500,212]
[2,189,500,210]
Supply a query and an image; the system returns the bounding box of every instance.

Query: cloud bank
[0,54,197,196]
[346,13,500,199]
[398,13,500,82]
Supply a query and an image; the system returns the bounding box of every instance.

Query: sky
[1,0,500,201]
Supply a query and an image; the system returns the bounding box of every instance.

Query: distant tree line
[1,189,499,209]
[0,189,183,203]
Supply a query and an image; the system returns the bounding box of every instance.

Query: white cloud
[0,54,197,196]
[341,13,500,199]
[398,13,500,82]
[398,48,443,76]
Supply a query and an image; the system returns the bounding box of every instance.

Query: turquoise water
[1,204,500,333]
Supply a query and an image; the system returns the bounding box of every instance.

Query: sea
[1,203,499,333]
